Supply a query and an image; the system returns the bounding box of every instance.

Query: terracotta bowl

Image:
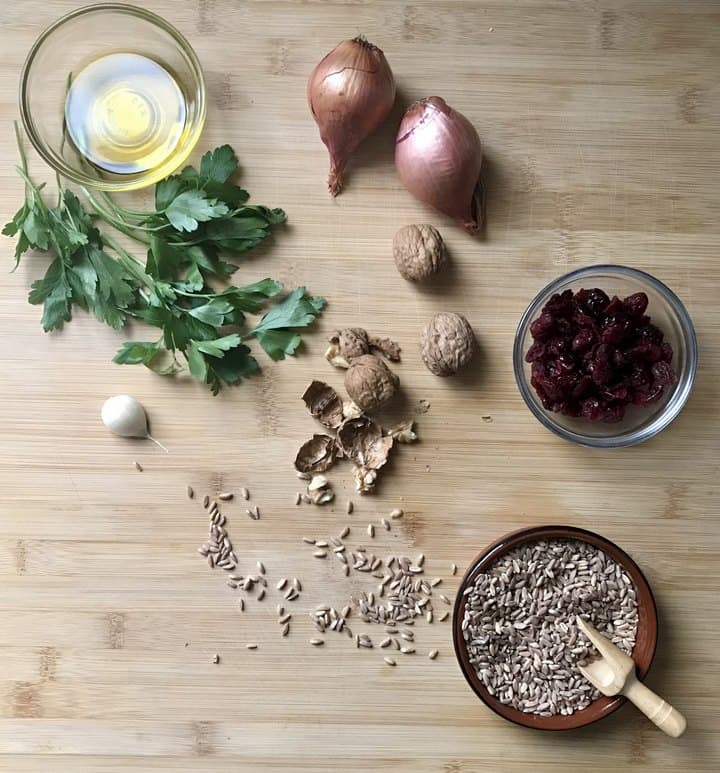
[452,525,658,730]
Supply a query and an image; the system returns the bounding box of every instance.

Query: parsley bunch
[3,127,325,394]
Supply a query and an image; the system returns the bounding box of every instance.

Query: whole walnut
[420,312,476,376]
[393,224,446,282]
[344,354,399,412]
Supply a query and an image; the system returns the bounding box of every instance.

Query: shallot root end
[328,160,346,196]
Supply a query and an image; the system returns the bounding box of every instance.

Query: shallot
[307,36,395,195]
[101,395,167,451]
[395,97,484,234]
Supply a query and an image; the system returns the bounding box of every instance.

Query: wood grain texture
[0,1,719,770]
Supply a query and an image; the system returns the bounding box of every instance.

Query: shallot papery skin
[395,97,483,234]
[307,36,395,195]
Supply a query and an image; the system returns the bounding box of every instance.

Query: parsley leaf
[113,340,160,365]
[249,287,327,360]
[28,259,73,332]
[199,144,238,183]
[155,176,183,210]
[164,190,229,232]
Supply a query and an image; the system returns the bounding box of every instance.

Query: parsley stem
[96,189,155,219]
[81,187,171,234]
[101,232,156,290]
[81,188,153,244]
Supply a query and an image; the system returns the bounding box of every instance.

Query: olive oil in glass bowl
[20,4,206,191]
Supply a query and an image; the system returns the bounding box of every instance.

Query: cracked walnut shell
[393,224,446,282]
[344,354,399,412]
[294,434,338,473]
[420,312,476,376]
[337,416,393,472]
[302,381,344,429]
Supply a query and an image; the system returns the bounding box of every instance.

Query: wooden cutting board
[0,1,718,770]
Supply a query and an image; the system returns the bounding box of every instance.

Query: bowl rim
[18,2,206,192]
[452,524,658,731]
[512,264,698,448]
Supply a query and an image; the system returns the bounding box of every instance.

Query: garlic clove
[101,395,168,452]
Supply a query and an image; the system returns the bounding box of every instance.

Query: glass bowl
[19,3,206,191]
[513,265,697,448]
[452,525,658,731]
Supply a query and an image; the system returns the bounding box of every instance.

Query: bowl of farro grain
[452,525,658,730]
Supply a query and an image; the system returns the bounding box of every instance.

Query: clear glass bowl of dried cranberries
[513,265,697,447]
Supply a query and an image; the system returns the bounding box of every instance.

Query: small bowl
[513,265,697,448]
[452,525,658,731]
[19,3,206,191]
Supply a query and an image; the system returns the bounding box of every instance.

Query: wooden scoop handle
[623,674,687,738]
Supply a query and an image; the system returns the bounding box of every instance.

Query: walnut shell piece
[302,381,344,429]
[393,224,446,282]
[420,312,476,376]
[387,419,418,443]
[344,354,399,412]
[337,416,393,472]
[294,434,338,473]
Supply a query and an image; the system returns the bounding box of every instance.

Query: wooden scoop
[575,616,687,738]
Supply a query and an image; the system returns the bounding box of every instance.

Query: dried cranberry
[555,355,576,373]
[627,341,663,363]
[572,329,596,352]
[661,342,674,363]
[645,343,664,363]
[547,337,571,357]
[605,296,624,315]
[544,289,573,315]
[612,347,627,367]
[530,312,555,340]
[571,375,594,399]
[573,312,598,330]
[622,292,649,318]
[651,361,677,386]
[588,359,612,386]
[638,324,663,343]
[632,383,664,406]
[601,384,628,401]
[580,398,604,421]
[601,404,625,423]
[601,323,628,344]
[561,402,582,417]
[629,364,650,388]
[581,288,610,317]
[525,341,546,363]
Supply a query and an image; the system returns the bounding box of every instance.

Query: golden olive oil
[64,52,188,175]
